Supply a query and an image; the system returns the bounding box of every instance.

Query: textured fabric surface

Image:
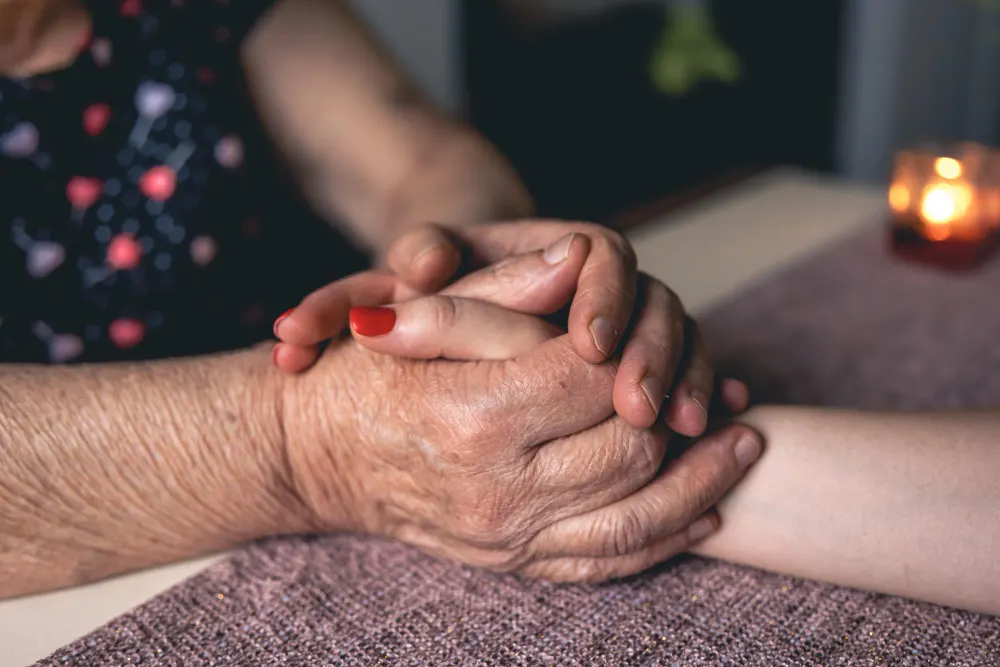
[38,227,1000,666]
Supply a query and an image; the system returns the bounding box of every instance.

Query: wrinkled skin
[281,221,721,436]
[281,271,758,582]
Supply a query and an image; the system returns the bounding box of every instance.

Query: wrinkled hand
[279,221,717,436]
[278,247,762,582]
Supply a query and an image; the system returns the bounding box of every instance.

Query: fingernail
[273,308,294,338]
[687,517,715,542]
[349,306,397,337]
[410,241,449,270]
[543,233,576,265]
[589,317,617,356]
[639,375,664,416]
[734,434,762,470]
[689,388,709,421]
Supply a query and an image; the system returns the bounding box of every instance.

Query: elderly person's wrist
[277,345,366,536]
[208,346,319,541]
[0,349,308,597]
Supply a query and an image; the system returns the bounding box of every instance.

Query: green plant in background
[650,2,741,96]
[649,0,1000,97]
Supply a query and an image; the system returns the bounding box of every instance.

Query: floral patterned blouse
[0,0,364,364]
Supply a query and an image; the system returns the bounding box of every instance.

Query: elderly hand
[278,221,716,436]
[277,246,761,582]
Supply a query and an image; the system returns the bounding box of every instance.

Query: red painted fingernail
[349,306,396,337]
[273,308,294,337]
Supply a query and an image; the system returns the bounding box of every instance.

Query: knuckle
[574,283,629,309]
[453,466,539,547]
[626,428,667,481]
[600,232,637,273]
[487,254,526,284]
[594,419,635,471]
[612,234,639,275]
[605,505,651,557]
[521,561,562,582]
[639,276,684,321]
[455,487,510,542]
[426,295,459,332]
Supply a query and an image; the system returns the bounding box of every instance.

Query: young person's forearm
[692,407,1000,615]
[0,348,306,598]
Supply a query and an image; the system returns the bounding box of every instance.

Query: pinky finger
[720,378,750,413]
[521,512,718,584]
[272,342,320,374]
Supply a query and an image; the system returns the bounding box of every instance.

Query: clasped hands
[272,221,761,582]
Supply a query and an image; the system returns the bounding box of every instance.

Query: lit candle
[889,144,1000,268]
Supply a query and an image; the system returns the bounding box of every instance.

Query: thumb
[384,223,463,293]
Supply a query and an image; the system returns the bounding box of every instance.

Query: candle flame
[920,183,972,240]
[922,186,957,224]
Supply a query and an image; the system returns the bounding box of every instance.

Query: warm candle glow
[889,183,910,212]
[890,144,1000,267]
[921,185,959,224]
[919,183,972,240]
[934,157,963,180]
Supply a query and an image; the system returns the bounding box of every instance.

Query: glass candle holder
[889,142,1000,268]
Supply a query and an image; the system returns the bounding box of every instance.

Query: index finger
[276,270,419,346]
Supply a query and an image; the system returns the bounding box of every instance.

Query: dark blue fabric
[0,0,365,363]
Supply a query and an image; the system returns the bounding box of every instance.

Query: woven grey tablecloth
[38,227,1000,666]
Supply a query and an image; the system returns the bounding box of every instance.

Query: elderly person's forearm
[243,0,534,255]
[0,349,308,599]
[693,406,1000,615]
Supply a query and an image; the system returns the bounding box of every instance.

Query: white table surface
[0,167,887,667]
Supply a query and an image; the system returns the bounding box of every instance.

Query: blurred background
[351,0,1000,225]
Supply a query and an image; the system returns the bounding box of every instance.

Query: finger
[351,236,588,359]
[524,418,669,527]
[662,319,714,437]
[272,342,320,374]
[566,230,639,364]
[349,298,561,360]
[529,424,762,559]
[273,271,417,347]
[280,233,588,349]
[612,277,686,429]
[721,378,750,413]
[520,512,718,583]
[440,233,590,315]
[384,223,463,293]
[398,221,641,363]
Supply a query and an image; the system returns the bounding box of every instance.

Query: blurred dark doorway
[463,0,847,222]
